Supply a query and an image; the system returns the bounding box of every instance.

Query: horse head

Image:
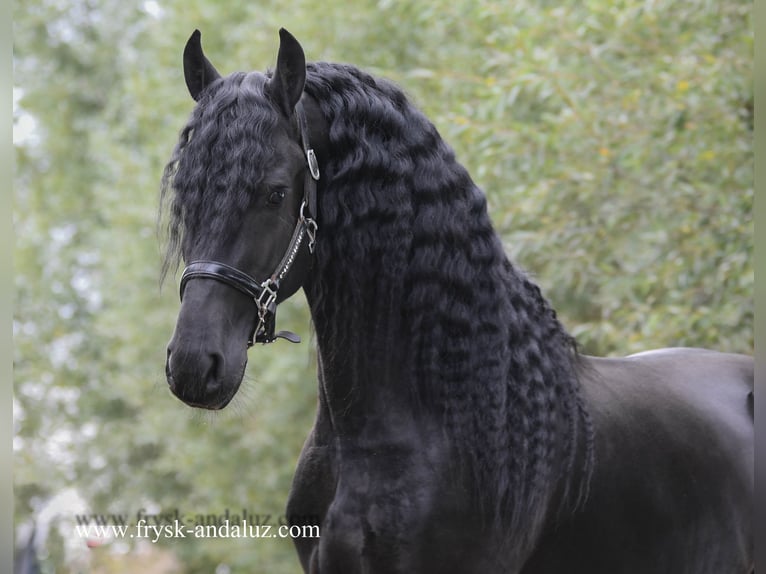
[163,29,319,409]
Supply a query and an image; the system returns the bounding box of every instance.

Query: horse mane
[160,61,594,548]
[302,63,594,544]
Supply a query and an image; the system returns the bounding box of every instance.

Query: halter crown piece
[178,101,319,346]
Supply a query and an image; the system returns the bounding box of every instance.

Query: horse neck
[295,86,419,432]
[301,147,510,439]
[300,66,592,545]
[299,77,516,429]
[304,255,415,433]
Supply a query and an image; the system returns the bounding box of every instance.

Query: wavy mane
[302,63,593,544]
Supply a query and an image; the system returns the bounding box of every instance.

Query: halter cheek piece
[178,101,319,347]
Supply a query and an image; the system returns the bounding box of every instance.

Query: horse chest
[289,419,510,573]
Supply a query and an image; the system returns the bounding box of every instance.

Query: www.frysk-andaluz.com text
[74,509,321,543]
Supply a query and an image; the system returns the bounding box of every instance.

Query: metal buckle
[305,218,318,254]
[307,149,320,181]
[299,201,319,254]
[300,204,319,255]
[256,280,278,319]
[250,279,279,345]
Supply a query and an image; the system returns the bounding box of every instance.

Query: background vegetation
[13,0,752,572]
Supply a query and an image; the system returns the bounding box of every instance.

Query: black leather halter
[179,101,319,346]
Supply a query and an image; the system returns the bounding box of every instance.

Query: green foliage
[13,0,752,572]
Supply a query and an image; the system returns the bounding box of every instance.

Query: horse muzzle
[165,344,243,410]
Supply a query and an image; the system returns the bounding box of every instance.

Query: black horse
[161,29,754,573]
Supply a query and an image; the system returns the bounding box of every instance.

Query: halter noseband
[178,101,319,346]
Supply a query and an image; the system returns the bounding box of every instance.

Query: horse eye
[267,190,286,206]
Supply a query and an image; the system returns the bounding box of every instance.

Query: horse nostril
[165,347,175,389]
[165,344,231,407]
[204,352,225,390]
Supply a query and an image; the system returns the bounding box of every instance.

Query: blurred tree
[13,0,752,572]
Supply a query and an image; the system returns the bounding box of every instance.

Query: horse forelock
[159,71,279,281]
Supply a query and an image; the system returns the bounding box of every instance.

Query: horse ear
[268,28,306,117]
[183,30,222,102]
